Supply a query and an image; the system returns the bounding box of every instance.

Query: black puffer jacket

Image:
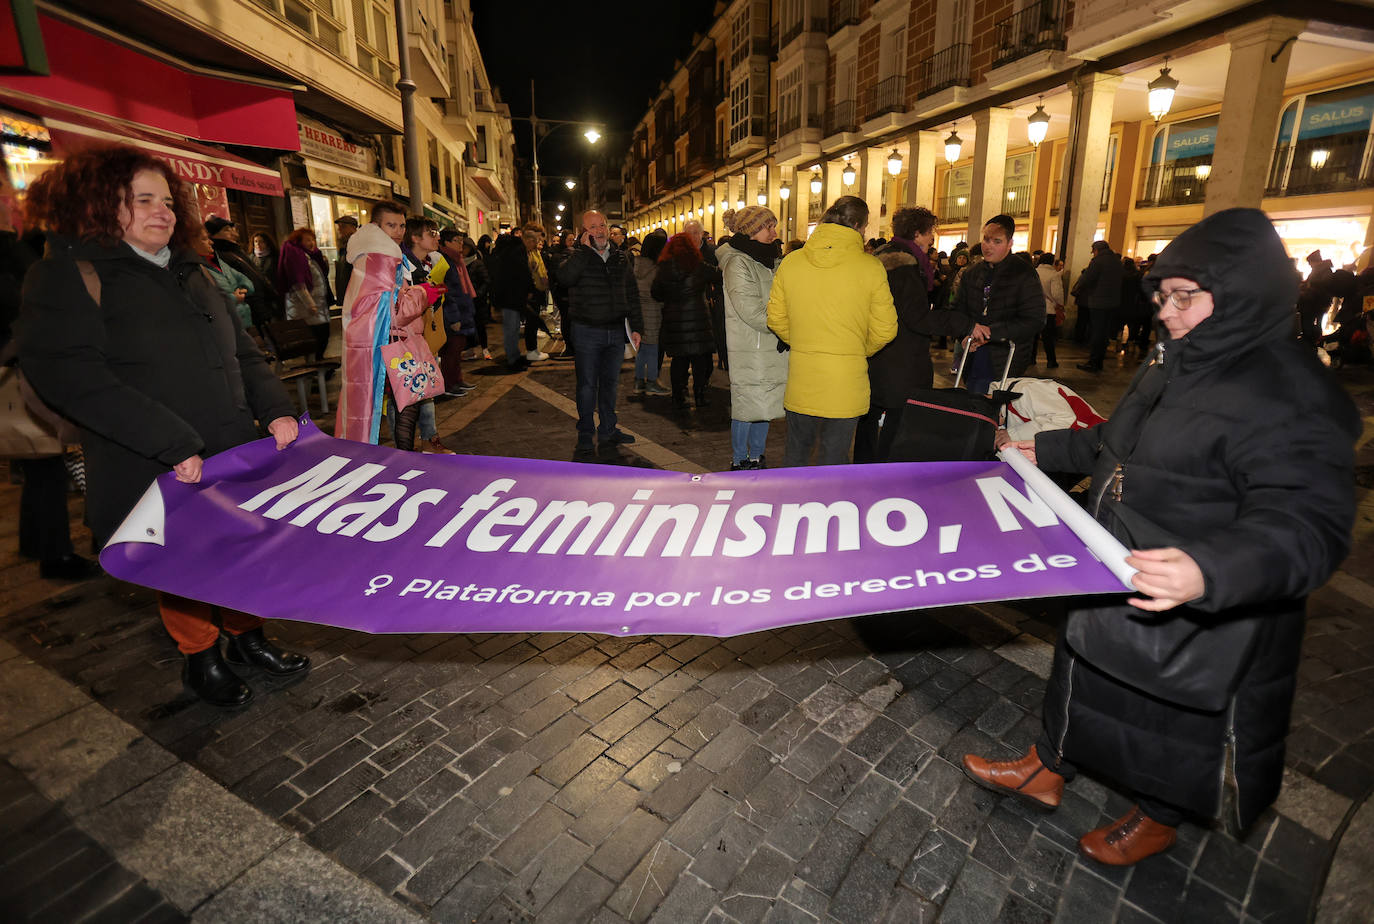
[18,237,295,547]
[652,258,720,357]
[558,243,643,331]
[487,234,537,314]
[1037,208,1360,828]
[868,244,969,407]
[953,255,1044,378]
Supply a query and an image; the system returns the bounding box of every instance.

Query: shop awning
[0,14,299,150]
[302,157,390,200]
[470,175,506,205]
[0,89,284,196]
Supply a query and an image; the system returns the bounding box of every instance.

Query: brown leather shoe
[961,748,1065,810]
[1078,806,1177,866]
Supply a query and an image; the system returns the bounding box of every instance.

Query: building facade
[0,0,517,263]
[622,0,1374,282]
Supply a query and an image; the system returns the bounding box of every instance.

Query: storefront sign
[304,162,389,200]
[160,152,284,196]
[1164,122,1216,161]
[1299,94,1374,139]
[296,119,370,173]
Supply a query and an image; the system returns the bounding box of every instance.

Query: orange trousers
[157,592,264,655]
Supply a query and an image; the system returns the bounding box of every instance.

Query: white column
[854,147,881,237]
[1056,73,1121,280]
[1204,16,1305,215]
[905,130,941,209]
[826,159,846,211]
[789,167,810,241]
[966,108,1012,243]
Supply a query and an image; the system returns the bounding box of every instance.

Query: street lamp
[887,149,902,176]
[757,190,767,205]
[809,167,822,195]
[1148,58,1179,122]
[1027,99,1051,148]
[842,161,856,186]
[779,183,791,200]
[944,125,963,164]
[565,179,576,190]
[518,80,603,226]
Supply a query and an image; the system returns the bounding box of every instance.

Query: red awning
[0,89,284,196]
[0,14,299,150]
[471,174,506,205]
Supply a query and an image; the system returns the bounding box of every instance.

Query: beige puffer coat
[719,242,787,422]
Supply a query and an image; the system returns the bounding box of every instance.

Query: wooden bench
[255,319,338,416]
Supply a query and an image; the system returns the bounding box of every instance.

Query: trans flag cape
[100,418,1134,637]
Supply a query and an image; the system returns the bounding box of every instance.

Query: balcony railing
[1002,182,1033,218]
[916,44,972,97]
[992,0,1068,69]
[825,99,859,136]
[829,0,862,34]
[938,194,971,225]
[1136,162,1210,208]
[1267,132,1374,197]
[779,111,823,136]
[863,76,906,121]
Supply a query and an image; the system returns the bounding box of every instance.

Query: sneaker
[633,379,646,395]
[481,348,493,361]
[526,350,550,362]
[422,437,456,454]
[643,381,670,396]
[443,383,475,397]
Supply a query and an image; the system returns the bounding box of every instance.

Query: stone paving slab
[1,331,1372,922]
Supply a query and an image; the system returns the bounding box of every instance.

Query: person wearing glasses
[963,208,1359,866]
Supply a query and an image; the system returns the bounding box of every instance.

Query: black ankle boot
[184,646,252,707]
[224,627,310,676]
[694,391,711,408]
[672,392,691,411]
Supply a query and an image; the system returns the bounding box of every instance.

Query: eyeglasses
[1152,287,1205,310]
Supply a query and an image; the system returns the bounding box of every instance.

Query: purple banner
[99,418,1129,637]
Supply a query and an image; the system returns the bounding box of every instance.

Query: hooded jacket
[18,237,295,546]
[719,236,786,422]
[1035,208,1360,828]
[765,223,898,418]
[868,243,971,407]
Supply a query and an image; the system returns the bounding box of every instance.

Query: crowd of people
[1,143,1365,877]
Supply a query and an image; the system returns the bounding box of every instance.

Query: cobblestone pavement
[2,322,1372,923]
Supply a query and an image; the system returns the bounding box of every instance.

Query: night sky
[470,0,718,181]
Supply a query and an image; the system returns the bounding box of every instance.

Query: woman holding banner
[17,145,310,708]
[962,208,1360,866]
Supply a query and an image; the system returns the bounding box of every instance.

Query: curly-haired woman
[17,144,310,707]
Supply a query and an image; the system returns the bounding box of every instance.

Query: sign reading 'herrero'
[100,419,1131,637]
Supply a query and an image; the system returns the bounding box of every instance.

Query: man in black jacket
[1072,239,1124,372]
[559,210,643,455]
[956,214,1044,392]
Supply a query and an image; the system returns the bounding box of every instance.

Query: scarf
[891,235,935,291]
[728,233,776,269]
[130,243,172,268]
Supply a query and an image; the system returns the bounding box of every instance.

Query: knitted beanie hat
[732,206,776,236]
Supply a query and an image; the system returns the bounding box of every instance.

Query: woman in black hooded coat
[961,208,1360,866]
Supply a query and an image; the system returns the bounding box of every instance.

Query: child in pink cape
[335,219,429,444]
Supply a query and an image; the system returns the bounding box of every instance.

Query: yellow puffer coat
[765,223,898,418]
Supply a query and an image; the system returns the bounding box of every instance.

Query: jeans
[730,420,769,464]
[418,399,437,440]
[502,308,523,365]
[572,324,626,440]
[783,411,858,466]
[635,342,660,382]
